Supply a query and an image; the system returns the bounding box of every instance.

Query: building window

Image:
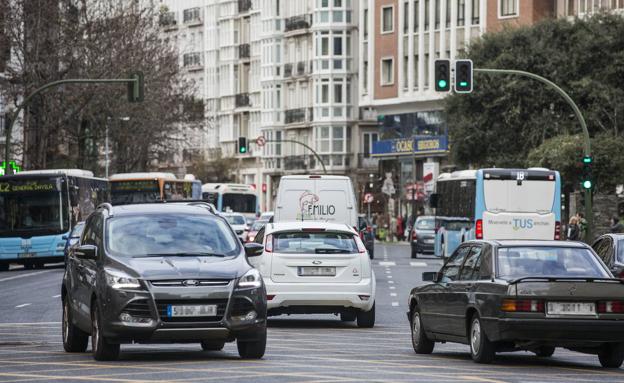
[183,52,202,67]
[499,0,518,18]
[424,0,430,30]
[363,133,379,157]
[404,2,409,33]
[183,8,201,23]
[414,0,419,31]
[382,6,394,33]
[333,36,343,55]
[381,58,394,86]
[435,0,440,29]
[457,0,465,26]
[446,0,451,27]
[472,0,480,24]
[364,8,369,39]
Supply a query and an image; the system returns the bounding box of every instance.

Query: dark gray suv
[61,203,267,361]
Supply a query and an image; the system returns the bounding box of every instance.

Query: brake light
[598,301,624,314]
[265,234,273,253]
[476,219,483,239]
[354,236,367,253]
[501,299,544,312]
[309,175,322,179]
[412,230,417,240]
[554,221,561,240]
[302,228,326,233]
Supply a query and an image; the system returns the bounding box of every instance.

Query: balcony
[239,43,250,59]
[284,155,311,171]
[284,107,313,125]
[283,61,312,79]
[183,8,202,26]
[238,0,252,13]
[159,12,177,30]
[284,14,312,34]
[235,93,250,108]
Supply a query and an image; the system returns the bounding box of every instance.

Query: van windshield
[273,232,358,254]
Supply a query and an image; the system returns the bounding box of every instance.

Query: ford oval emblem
[312,260,322,265]
[569,285,577,296]
[182,280,200,287]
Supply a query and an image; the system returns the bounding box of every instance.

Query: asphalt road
[0,243,623,382]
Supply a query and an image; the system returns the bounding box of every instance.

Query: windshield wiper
[138,252,227,258]
[315,248,352,254]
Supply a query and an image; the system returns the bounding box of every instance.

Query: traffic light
[127,71,144,103]
[455,59,473,93]
[238,137,248,154]
[0,161,21,176]
[434,59,451,92]
[581,155,593,190]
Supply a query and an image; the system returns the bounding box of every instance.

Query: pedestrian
[610,216,624,234]
[396,216,404,241]
[575,213,587,241]
[567,216,580,241]
[390,216,397,242]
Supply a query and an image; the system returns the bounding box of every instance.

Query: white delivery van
[274,175,358,227]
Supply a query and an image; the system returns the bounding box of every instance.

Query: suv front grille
[149,279,231,287]
[121,300,152,319]
[155,299,228,322]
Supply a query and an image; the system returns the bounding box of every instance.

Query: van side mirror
[429,194,439,209]
[244,243,264,257]
[422,271,439,282]
[75,245,97,260]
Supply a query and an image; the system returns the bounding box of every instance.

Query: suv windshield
[106,214,240,257]
[274,231,358,254]
[225,215,246,225]
[497,246,609,280]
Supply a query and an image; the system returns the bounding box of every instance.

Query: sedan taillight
[501,299,544,312]
[598,301,624,314]
[412,230,417,241]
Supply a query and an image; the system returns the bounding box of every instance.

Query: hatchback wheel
[237,327,266,359]
[62,298,89,353]
[91,302,120,361]
[598,343,624,368]
[469,314,495,364]
[201,341,225,351]
[534,346,555,358]
[356,303,375,328]
[411,309,434,354]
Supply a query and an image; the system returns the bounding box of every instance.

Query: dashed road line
[388,280,394,284]
[389,286,396,290]
[390,293,397,297]
[410,262,428,267]
[391,302,399,307]
[378,261,395,266]
[14,304,31,309]
[52,294,61,298]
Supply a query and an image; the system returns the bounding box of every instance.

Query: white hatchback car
[247,221,376,327]
[222,213,249,241]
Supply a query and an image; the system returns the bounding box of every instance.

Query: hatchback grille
[155,299,228,322]
[150,279,231,287]
[121,300,152,319]
[231,297,255,317]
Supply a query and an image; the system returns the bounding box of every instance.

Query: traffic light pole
[475,68,593,241]
[3,77,141,175]
[261,139,327,174]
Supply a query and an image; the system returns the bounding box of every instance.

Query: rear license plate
[425,239,434,244]
[298,266,336,277]
[167,305,217,318]
[18,252,34,258]
[547,302,596,316]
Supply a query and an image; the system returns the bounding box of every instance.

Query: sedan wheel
[469,315,495,364]
[598,343,624,368]
[411,309,434,354]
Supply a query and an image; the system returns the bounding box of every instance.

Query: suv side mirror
[244,243,264,257]
[422,271,439,282]
[75,245,97,260]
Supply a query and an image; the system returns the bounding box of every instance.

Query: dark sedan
[358,214,375,259]
[592,234,624,279]
[407,240,624,368]
[410,216,436,258]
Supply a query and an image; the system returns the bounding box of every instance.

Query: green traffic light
[460,81,468,87]
[583,156,592,164]
[240,147,247,153]
[438,80,448,89]
[582,180,592,189]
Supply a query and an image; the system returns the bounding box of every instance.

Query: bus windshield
[0,179,68,237]
[222,193,256,214]
[484,180,555,213]
[111,180,160,205]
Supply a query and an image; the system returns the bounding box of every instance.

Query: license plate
[425,239,434,244]
[167,304,217,318]
[18,252,34,258]
[547,302,596,316]
[298,266,336,277]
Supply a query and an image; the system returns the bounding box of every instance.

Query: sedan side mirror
[75,245,97,260]
[244,243,264,257]
[422,271,439,283]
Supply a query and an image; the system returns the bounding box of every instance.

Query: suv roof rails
[97,203,114,216]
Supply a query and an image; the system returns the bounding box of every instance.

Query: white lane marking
[378,261,395,266]
[392,302,399,307]
[387,275,393,279]
[390,293,397,297]
[0,270,54,283]
[385,270,391,274]
[389,286,396,290]
[410,262,428,267]
[388,280,394,284]
[15,303,31,308]
[52,294,61,298]
[383,245,388,258]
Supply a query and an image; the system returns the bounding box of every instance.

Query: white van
[274,175,358,228]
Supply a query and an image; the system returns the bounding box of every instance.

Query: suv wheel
[356,303,375,328]
[411,309,434,354]
[91,302,120,361]
[469,314,495,364]
[237,327,266,359]
[62,298,89,352]
[201,341,225,351]
[598,343,624,368]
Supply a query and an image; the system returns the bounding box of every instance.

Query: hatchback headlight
[105,268,141,290]
[237,268,262,289]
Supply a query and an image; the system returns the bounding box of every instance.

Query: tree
[0,1,195,173]
[187,152,237,184]
[445,13,624,169]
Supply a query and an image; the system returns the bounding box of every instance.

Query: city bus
[432,168,562,258]
[0,169,108,270]
[201,183,259,219]
[109,172,201,205]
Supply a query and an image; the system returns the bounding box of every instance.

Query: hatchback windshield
[497,246,609,280]
[225,215,246,225]
[416,218,435,230]
[107,214,239,257]
[274,232,358,254]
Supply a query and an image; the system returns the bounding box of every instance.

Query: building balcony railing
[284,61,312,79]
[284,14,312,33]
[235,93,250,108]
[238,0,252,13]
[158,12,177,30]
[239,43,250,59]
[284,107,313,125]
[183,8,202,26]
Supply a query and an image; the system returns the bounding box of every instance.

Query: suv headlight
[237,268,262,289]
[105,268,141,290]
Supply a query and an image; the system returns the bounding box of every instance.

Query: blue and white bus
[201,183,259,221]
[0,169,108,270]
[433,168,562,258]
